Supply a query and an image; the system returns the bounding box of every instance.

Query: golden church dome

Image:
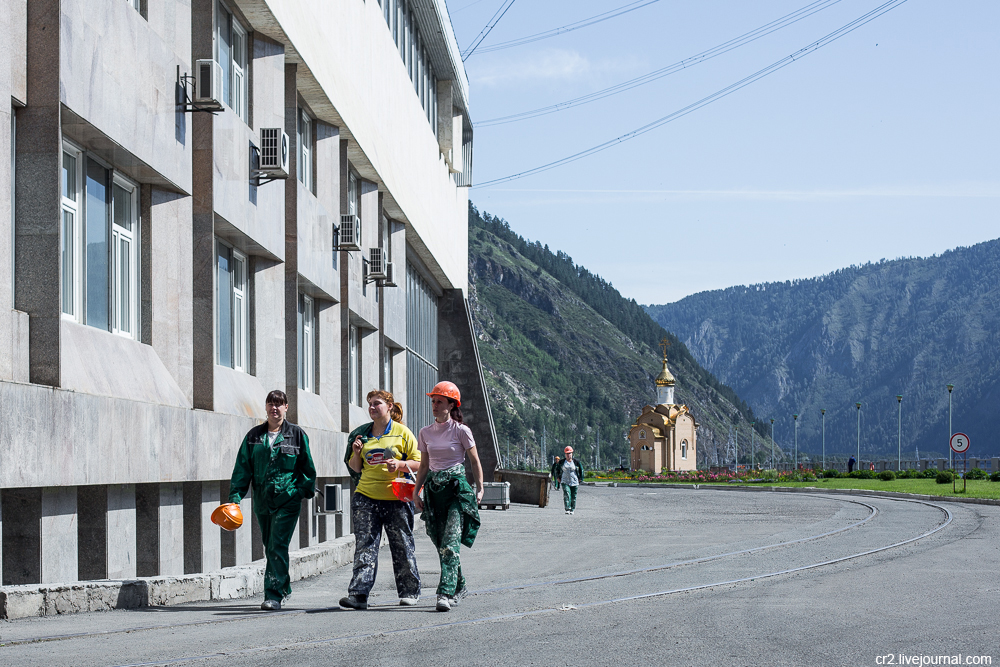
[654,359,675,387]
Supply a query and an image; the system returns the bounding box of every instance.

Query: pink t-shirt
[418,418,476,471]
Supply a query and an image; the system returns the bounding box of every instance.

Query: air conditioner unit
[383,261,397,287]
[316,483,342,514]
[368,248,386,280]
[193,59,224,110]
[338,214,361,251]
[258,128,290,178]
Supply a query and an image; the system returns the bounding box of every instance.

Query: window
[298,293,315,392]
[349,325,360,406]
[216,240,248,371]
[297,108,313,193]
[681,440,688,459]
[61,145,140,339]
[383,346,392,392]
[406,263,439,432]
[128,0,147,18]
[217,1,248,122]
[348,171,358,217]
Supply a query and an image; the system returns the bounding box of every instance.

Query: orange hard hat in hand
[426,381,461,406]
[211,503,244,531]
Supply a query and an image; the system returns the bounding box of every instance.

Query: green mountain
[645,239,1000,461]
[468,204,768,470]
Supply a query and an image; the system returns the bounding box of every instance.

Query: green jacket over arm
[229,420,316,512]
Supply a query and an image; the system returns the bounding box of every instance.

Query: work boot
[436,595,451,612]
[339,594,369,610]
[261,599,281,611]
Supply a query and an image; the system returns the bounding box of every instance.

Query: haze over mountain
[646,240,1000,461]
[467,204,768,469]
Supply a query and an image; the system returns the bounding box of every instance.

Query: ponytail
[390,402,404,423]
[449,401,464,424]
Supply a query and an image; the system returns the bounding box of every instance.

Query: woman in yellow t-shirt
[339,390,421,610]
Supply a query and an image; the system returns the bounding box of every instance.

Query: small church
[628,340,698,472]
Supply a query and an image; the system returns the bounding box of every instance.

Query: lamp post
[750,422,755,471]
[947,384,954,469]
[821,409,826,471]
[855,403,862,467]
[793,414,799,469]
[770,418,775,470]
[896,395,903,471]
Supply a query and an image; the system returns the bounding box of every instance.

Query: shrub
[935,471,954,484]
[922,469,941,479]
[990,471,1000,482]
[897,469,920,479]
[965,468,987,481]
[823,469,840,478]
[878,470,897,481]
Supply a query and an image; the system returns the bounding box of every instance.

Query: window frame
[349,324,360,406]
[110,175,139,339]
[216,239,249,372]
[298,293,315,392]
[216,0,249,123]
[61,142,84,321]
[297,107,313,194]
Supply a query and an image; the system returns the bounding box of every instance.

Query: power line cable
[471,0,660,56]
[462,0,518,61]
[474,0,911,188]
[477,0,844,127]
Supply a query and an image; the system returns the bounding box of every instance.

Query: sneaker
[570,510,575,515]
[261,599,281,611]
[399,597,419,606]
[565,510,570,514]
[450,585,468,606]
[436,595,451,612]
[339,594,368,610]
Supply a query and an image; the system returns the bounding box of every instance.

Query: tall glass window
[406,263,439,433]
[217,1,248,122]
[85,159,110,331]
[349,325,360,406]
[298,293,315,392]
[111,180,138,337]
[217,241,248,371]
[61,149,80,317]
[298,108,313,193]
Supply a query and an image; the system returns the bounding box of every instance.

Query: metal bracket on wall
[176,66,221,115]
[248,145,284,187]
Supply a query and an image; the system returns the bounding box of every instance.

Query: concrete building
[628,349,698,472]
[0,0,497,587]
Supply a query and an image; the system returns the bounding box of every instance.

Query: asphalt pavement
[1,485,997,667]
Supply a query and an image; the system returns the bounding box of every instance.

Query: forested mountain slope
[646,240,1000,459]
[467,204,766,469]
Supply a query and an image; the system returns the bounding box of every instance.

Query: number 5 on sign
[950,432,970,454]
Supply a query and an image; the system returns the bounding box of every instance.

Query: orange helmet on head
[426,381,461,407]
[211,503,244,531]
[564,446,573,454]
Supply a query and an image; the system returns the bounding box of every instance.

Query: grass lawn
[595,477,1000,500]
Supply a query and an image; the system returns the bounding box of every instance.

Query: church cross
[659,337,671,362]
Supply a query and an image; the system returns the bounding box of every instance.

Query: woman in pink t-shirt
[412,381,483,612]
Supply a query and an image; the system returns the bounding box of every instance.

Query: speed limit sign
[950,432,970,454]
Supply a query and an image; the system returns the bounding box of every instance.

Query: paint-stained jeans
[256,502,302,601]
[562,484,578,511]
[348,493,421,599]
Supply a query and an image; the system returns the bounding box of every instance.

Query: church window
[639,430,646,440]
[681,440,688,459]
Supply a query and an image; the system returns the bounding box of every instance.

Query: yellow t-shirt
[355,421,421,501]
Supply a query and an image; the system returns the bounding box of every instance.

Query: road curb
[0,535,355,620]
[585,481,1000,506]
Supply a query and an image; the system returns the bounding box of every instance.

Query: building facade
[0,0,496,587]
[628,353,697,472]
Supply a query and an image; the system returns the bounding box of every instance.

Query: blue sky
[448,0,1000,304]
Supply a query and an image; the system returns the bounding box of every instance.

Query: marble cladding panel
[200,481,220,572]
[296,183,338,300]
[251,257,285,393]
[314,123,340,232]
[60,0,191,190]
[150,189,194,403]
[0,492,3,583]
[213,111,283,259]
[347,403,369,434]
[303,424,348,480]
[106,484,137,579]
[296,389,337,434]
[318,301,341,433]
[40,486,77,583]
[381,223,406,348]
[252,33,286,139]
[60,320,191,408]
[235,491,253,565]
[159,482,184,576]
[10,0,27,103]
[214,364,267,420]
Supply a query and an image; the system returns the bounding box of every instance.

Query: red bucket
[391,477,416,502]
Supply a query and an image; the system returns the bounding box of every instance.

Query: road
[1,486,997,666]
